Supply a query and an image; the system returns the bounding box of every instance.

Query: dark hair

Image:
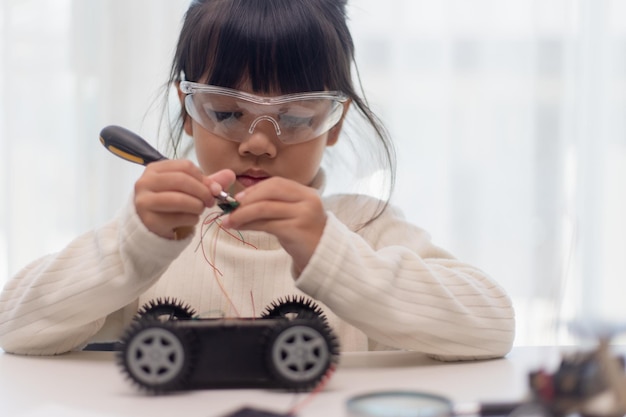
[163,0,396,226]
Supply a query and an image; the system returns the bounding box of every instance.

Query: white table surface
[0,346,571,417]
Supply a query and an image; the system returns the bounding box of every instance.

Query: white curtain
[0,0,189,282]
[1,0,625,346]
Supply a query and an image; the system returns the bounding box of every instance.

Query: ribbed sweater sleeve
[296,194,515,361]
[1,191,515,359]
[0,198,190,355]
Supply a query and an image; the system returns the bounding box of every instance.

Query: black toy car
[117,296,340,393]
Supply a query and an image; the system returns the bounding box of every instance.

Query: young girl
[0,0,514,360]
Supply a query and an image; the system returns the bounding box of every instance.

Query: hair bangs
[204,0,338,94]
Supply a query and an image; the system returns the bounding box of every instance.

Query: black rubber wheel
[136,297,196,321]
[265,319,338,390]
[261,295,325,321]
[118,320,195,392]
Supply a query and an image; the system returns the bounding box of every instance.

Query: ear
[326,100,351,147]
[176,82,193,137]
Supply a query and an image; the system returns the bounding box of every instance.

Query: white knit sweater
[0,191,515,360]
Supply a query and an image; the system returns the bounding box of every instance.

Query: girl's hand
[134,160,235,239]
[221,177,327,274]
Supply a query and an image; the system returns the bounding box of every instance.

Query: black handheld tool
[99,125,167,165]
[99,125,239,213]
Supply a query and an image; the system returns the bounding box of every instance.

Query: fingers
[140,210,204,239]
[222,177,325,233]
[204,169,237,196]
[136,159,211,200]
[233,177,304,205]
[134,160,236,239]
[220,177,326,271]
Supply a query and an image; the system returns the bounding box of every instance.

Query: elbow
[432,313,516,362]
[0,333,73,356]
[402,306,516,361]
[0,323,93,356]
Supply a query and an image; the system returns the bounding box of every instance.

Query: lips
[237,170,270,188]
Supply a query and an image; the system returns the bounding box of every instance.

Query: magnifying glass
[346,391,548,417]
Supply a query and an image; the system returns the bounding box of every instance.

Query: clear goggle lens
[180,81,349,144]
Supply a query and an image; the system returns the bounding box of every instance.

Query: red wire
[287,365,337,415]
[195,211,259,318]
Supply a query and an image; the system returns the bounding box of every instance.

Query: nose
[238,119,279,158]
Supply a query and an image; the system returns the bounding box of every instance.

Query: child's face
[180,85,346,194]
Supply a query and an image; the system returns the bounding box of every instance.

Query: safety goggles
[180,81,349,145]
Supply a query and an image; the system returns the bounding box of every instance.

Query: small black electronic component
[220,407,293,417]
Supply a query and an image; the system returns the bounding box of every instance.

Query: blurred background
[1,0,625,346]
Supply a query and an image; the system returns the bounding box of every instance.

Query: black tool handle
[99,125,167,166]
[480,401,528,416]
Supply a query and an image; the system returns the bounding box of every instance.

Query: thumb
[204,169,236,195]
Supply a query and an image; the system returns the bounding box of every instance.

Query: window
[2,0,625,345]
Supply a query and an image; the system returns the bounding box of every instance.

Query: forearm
[0,201,189,355]
[296,214,515,360]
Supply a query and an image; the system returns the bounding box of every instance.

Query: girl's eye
[279,114,313,129]
[210,111,243,123]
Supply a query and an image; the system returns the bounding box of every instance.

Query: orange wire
[195,211,258,318]
[217,223,258,249]
[287,365,337,415]
[250,290,256,318]
[209,214,241,317]
[195,212,224,275]
[196,209,332,415]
